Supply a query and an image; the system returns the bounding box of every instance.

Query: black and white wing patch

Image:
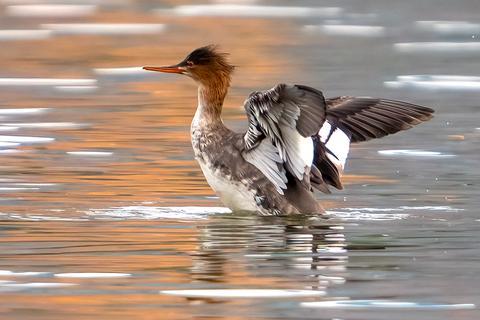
[311,96,435,193]
[242,88,434,196]
[310,120,352,193]
[243,84,327,194]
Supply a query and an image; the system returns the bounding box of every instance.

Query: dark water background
[0,0,479,319]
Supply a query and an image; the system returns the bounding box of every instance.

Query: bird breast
[196,157,259,212]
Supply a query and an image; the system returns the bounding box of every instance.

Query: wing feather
[243,139,287,194]
[243,84,327,193]
[314,96,434,193]
[326,97,434,143]
[242,88,434,195]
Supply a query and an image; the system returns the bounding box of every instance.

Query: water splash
[85,206,232,220]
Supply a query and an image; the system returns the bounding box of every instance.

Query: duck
[143,45,434,216]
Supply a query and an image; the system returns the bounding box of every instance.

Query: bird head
[143,45,234,86]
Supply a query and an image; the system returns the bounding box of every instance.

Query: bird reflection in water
[189,216,350,294]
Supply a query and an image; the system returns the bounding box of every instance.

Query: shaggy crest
[183,45,235,74]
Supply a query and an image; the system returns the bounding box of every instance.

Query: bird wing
[313,96,435,192]
[242,86,435,195]
[242,84,327,194]
[325,96,434,143]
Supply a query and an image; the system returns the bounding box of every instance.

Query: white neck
[191,84,226,131]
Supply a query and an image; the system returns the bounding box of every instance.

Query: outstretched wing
[325,96,434,143]
[242,85,435,196]
[242,84,327,194]
[312,96,435,192]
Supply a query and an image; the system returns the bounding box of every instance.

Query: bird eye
[186,60,194,67]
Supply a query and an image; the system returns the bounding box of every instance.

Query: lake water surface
[0,0,479,319]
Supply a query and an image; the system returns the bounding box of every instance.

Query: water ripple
[394,42,480,53]
[328,206,462,220]
[161,289,325,298]
[0,78,96,86]
[0,29,52,41]
[55,273,131,278]
[6,4,96,17]
[0,135,54,143]
[302,300,476,310]
[378,149,455,157]
[42,23,166,35]
[385,75,480,91]
[304,24,385,37]
[85,206,232,220]
[156,5,342,18]
[0,108,49,115]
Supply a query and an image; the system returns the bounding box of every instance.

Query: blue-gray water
[0,0,479,319]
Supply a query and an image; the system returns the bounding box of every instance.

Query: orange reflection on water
[0,5,304,216]
[0,0,404,217]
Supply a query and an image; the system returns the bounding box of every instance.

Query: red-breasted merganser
[144,45,434,216]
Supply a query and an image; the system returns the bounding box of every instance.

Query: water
[0,0,479,319]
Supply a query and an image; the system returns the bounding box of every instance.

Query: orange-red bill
[143,66,184,74]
